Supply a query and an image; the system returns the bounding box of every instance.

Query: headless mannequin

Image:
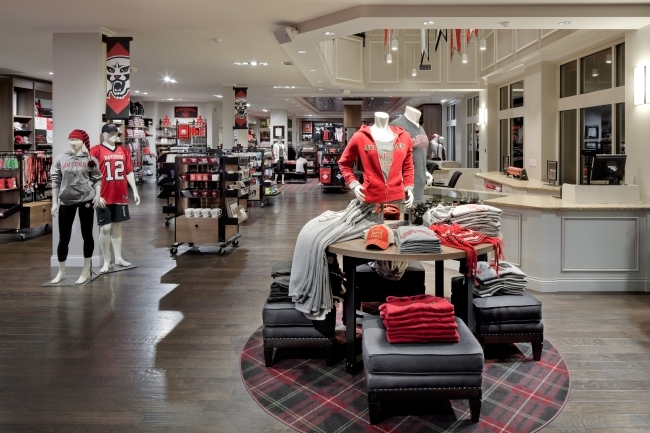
[403,106,434,186]
[273,139,286,184]
[51,138,104,284]
[97,131,141,274]
[354,112,414,207]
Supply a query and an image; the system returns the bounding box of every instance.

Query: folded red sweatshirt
[386,331,460,344]
[380,311,456,325]
[379,295,455,317]
[383,321,458,332]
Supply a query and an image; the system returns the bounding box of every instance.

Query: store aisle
[0,183,649,432]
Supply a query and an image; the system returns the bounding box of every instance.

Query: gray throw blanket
[289,200,380,320]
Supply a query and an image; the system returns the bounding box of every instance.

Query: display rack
[230,150,273,207]
[170,154,248,256]
[301,144,318,177]
[125,115,153,184]
[0,151,53,239]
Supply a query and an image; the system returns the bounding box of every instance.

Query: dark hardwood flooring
[0,182,649,432]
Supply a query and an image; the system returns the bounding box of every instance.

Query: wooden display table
[328,238,496,374]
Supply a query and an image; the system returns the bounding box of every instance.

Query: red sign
[174,106,198,118]
[302,121,312,133]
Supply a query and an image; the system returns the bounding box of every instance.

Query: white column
[207,101,222,148]
[222,89,234,149]
[51,32,105,267]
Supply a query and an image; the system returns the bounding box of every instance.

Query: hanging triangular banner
[420,29,429,62]
[434,29,447,53]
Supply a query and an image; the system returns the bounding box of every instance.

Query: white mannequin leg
[75,258,92,285]
[111,222,131,267]
[281,174,285,184]
[99,223,113,273]
[51,262,66,284]
[274,173,278,182]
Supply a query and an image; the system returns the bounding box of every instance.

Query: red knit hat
[68,129,90,151]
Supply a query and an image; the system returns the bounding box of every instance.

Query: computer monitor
[590,154,626,185]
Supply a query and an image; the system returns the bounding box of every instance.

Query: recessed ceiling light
[309,69,317,72]
[250,61,258,66]
[273,86,296,89]
[48,72,53,75]
[441,99,447,103]
[285,99,289,101]
[423,21,435,25]
[134,90,140,94]
[317,81,323,83]
[319,88,324,91]
[241,62,249,65]
[324,31,335,36]
[262,109,268,112]
[246,103,251,107]
[214,94,223,98]
[171,80,177,83]
[143,92,148,95]
[559,21,572,26]
[164,77,172,82]
[260,62,268,66]
[297,50,307,54]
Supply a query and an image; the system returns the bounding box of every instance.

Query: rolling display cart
[170,154,249,256]
[230,149,273,207]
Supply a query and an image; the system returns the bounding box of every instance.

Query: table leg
[435,260,444,298]
[455,258,474,330]
[343,256,358,375]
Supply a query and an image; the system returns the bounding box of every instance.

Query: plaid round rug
[241,325,570,433]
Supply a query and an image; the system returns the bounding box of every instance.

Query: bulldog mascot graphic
[105,38,132,119]
[234,87,248,129]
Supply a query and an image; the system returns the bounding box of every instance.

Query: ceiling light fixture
[391,38,398,51]
[48,72,53,75]
[273,86,296,89]
[606,53,612,64]
[441,99,447,103]
[171,80,177,83]
[317,80,323,83]
[246,103,251,107]
[134,90,140,94]
[480,39,487,51]
[423,21,435,25]
[412,68,417,77]
[214,94,223,98]
[592,68,599,77]
[262,109,268,112]
[319,88,324,91]
[324,31,335,36]
[250,61,258,66]
[559,21,572,26]
[462,54,468,64]
[297,50,306,54]
[309,69,317,72]
[386,53,393,64]
[143,92,148,95]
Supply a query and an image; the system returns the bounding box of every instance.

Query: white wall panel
[447,41,478,84]
[404,41,441,83]
[562,217,639,272]
[501,211,522,266]
[481,31,495,71]
[496,29,514,63]
[368,40,399,84]
[335,37,363,83]
[516,30,539,52]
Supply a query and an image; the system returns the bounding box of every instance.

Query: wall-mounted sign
[302,121,312,133]
[174,106,198,118]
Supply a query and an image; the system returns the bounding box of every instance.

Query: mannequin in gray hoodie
[50,129,103,285]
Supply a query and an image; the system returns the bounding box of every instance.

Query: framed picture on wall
[174,106,198,118]
[273,125,285,139]
[502,156,510,173]
[547,160,558,184]
[585,125,599,139]
[302,121,312,133]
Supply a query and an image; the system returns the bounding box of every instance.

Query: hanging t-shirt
[375,137,395,181]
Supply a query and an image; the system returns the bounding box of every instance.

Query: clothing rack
[0,150,53,240]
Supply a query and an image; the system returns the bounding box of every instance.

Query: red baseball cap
[365,224,394,250]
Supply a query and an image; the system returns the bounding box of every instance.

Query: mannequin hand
[134,193,141,206]
[51,203,59,217]
[426,172,433,186]
[93,196,106,209]
[353,185,366,202]
[404,190,414,208]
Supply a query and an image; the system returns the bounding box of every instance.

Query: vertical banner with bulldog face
[234,87,248,129]
[105,37,132,119]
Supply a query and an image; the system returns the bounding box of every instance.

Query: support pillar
[270,109,288,144]
[222,89,234,149]
[51,32,105,267]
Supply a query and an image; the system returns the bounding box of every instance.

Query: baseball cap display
[101,123,119,134]
[14,135,23,144]
[364,224,395,250]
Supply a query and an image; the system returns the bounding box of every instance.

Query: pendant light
[606,53,612,64]
[592,68,599,77]
[412,31,417,77]
[462,53,468,64]
[412,68,417,77]
[480,39,487,51]
[391,37,398,51]
[386,53,393,64]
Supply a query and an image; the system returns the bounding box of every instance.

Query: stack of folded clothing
[268,260,293,303]
[423,204,502,237]
[395,225,442,253]
[379,295,459,343]
[474,261,527,297]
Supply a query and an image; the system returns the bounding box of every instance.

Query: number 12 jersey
[90,144,134,204]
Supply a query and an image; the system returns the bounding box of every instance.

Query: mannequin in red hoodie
[339,112,414,206]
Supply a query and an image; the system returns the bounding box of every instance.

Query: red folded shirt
[380,311,456,326]
[386,331,460,344]
[379,295,455,317]
[383,321,458,332]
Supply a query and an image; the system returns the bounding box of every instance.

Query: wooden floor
[1,182,649,432]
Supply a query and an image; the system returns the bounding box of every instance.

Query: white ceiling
[0,0,648,118]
